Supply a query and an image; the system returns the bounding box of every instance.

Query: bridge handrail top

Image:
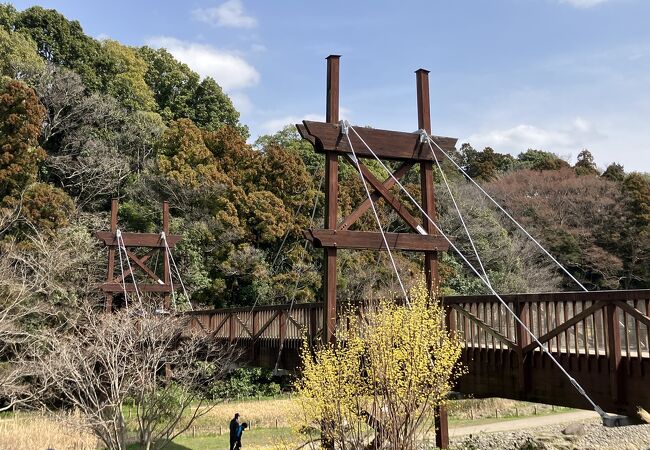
[185,289,650,316]
[442,288,650,304]
[183,301,323,316]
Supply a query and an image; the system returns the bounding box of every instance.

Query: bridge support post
[323,55,340,347]
[416,68,449,449]
[105,198,118,312]
[515,300,531,396]
[606,303,623,404]
[162,201,171,309]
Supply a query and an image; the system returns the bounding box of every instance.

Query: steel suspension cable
[425,136,589,292]
[347,123,607,418]
[116,229,143,308]
[424,132,491,287]
[161,232,192,311]
[343,123,410,304]
[115,229,129,309]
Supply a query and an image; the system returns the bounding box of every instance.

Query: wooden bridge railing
[186,289,650,415]
[186,290,650,358]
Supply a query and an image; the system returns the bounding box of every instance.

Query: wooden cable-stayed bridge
[95,55,650,448]
[186,289,650,419]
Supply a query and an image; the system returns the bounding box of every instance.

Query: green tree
[98,40,156,111]
[14,6,102,90]
[517,149,570,171]
[624,173,650,228]
[602,162,625,182]
[189,77,244,135]
[0,78,46,201]
[0,28,45,80]
[574,149,599,176]
[139,46,246,135]
[0,3,17,30]
[138,46,199,121]
[458,144,515,181]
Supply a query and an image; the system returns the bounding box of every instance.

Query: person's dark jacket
[229,417,239,448]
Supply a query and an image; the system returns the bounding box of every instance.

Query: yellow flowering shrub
[296,279,463,449]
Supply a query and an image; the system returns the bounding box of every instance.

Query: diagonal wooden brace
[338,161,414,230]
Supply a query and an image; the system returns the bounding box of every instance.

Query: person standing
[229,413,240,450]
[234,422,248,449]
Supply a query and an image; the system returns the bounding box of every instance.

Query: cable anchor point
[339,119,350,136]
[417,128,429,144]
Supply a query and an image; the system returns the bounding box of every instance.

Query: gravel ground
[450,418,650,449]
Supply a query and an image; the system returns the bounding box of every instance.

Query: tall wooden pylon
[297,56,457,448]
[417,68,450,449]
[323,55,340,344]
[94,199,182,311]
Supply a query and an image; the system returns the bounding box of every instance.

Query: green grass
[126,427,300,450]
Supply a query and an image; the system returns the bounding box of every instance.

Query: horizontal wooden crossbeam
[101,283,171,293]
[305,229,449,252]
[95,232,181,248]
[297,121,457,161]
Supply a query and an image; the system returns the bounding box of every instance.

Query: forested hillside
[0,4,648,313]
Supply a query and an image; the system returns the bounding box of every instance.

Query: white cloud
[146,37,259,91]
[261,114,324,134]
[260,107,352,135]
[228,92,253,115]
[558,0,610,8]
[467,117,601,156]
[192,0,257,28]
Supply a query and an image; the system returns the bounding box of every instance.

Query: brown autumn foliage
[487,168,627,288]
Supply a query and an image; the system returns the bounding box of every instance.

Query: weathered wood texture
[297,121,457,161]
[94,200,182,305]
[304,229,449,252]
[187,289,650,417]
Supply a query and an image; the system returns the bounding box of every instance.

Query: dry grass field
[0,413,97,450]
[0,396,571,449]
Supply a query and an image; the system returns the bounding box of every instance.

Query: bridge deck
[187,289,650,417]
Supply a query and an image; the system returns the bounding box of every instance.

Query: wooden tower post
[416,68,449,449]
[296,56,457,450]
[323,55,340,344]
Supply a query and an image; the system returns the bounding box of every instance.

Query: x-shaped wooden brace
[112,248,164,285]
[338,156,423,233]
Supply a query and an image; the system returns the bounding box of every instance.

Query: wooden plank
[234,314,254,338]
[343,155,421,232]
[614,301,650,329]
[101,283,172,293]
[296,124,316,146]
[338,161,414,230]
[124,249,163,283]
[300,120,457,162]
[95,231,182,248]
[253,311,281,340]
[443,289,650,305]
[211,315,230,336]
[522,301,607,354]
[453,305,518,350]
[606,303,623,401]
[112,249,157,283]
[305,229,449,252]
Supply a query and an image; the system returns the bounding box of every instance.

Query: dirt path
[449,410,599,438]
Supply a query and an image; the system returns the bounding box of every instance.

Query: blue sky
[11,0,650,171]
